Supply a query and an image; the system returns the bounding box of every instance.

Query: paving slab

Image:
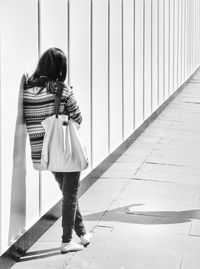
[103,224,200,254]
[115,154,149,163]
[149,163,200,176]
[181,253,200,269]
[189,219,200,236]
[100,162,141,179]
[134,171,200,186]
[117,180,200,206]
[153,143,200,153]
[66,233,183,269]
[79,179,129,211]
[86,248,182,269]
[145,152,200,167]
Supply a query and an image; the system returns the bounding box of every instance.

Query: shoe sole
[82,242,90,247]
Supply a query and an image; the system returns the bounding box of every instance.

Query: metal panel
[109,0,123,152]
[179,0,183,85]
[169,0,174,94]
[1,0,38,254]
[135,0,144,126]
[152,0,158,111]
[185,0,188,78]
[92,0,109,167]
[133,0,136,129]
[158,0,164,104]
[164,0,170,100]
[144,0,152,119]
[177,0,182,87]
[182,0,185,82]
[123,0,134,137]
[173,0,178,91]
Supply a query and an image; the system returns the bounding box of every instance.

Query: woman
[23,47,92,254]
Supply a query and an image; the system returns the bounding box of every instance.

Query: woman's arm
[65,89,82,125]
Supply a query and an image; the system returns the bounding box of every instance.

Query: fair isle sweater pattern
[23,85,82,166]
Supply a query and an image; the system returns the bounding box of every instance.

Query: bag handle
[54,86,63,118]
[54,84,70,119]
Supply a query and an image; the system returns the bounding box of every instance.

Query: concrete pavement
[12,70,200,269]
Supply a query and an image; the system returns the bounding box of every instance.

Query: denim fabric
[52,171,86,243]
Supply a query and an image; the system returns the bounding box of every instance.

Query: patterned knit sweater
[23,83,82,170]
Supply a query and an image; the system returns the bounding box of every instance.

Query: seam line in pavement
[179,254,185,269]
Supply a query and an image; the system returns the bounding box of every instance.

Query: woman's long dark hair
[25,47,67,93]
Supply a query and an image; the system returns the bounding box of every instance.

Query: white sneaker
[61,240,84,254]
[80,232,93,246]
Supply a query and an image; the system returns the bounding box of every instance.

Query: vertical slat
[67,0,70,85]
[172,0,175,91]
[123,0,134,137]
[181,0,184,82]
[121,0,124,141]
[144,0,152,119]
[177,0,179,87]
[133,0,136,128]
[158,0,164,104]
[152,0,158,111]
[108,0,110,154]
[143,0,145,120]
[198,0,199,65]
[164,0,169,100]
[163,0,165,100]
[184,0,187,79]
[157,0,159,105]
[186,0,188,77]
[168,0,170,96]
[38,0,41,57]
[151,0,153,112]
[109,0,123,151]
[90,0,93,168]
[38,0,42,218]
[92,0,109,167]
[135,0,144,125]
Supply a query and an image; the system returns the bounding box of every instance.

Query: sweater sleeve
[65,89,82,125]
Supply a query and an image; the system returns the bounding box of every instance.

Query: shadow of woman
[83,203,200,225]
[8,74,27,247]
[17,247,62,262]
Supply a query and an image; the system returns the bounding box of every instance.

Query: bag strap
[54,84,71,119]
[54,87,63,118]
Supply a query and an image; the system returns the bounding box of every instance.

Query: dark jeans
[52,171,86,243]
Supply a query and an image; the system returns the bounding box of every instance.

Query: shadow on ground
[83,203,200,225]
[17,247,63,262]
[17,204,200,262]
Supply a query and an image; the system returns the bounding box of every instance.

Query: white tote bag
[40,85,88,172]
[41,114,88,172]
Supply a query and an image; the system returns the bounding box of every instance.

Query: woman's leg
[52,171,63,190]
[61,172,80,243]
[74,202,86,237]
[53,171,86,243]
